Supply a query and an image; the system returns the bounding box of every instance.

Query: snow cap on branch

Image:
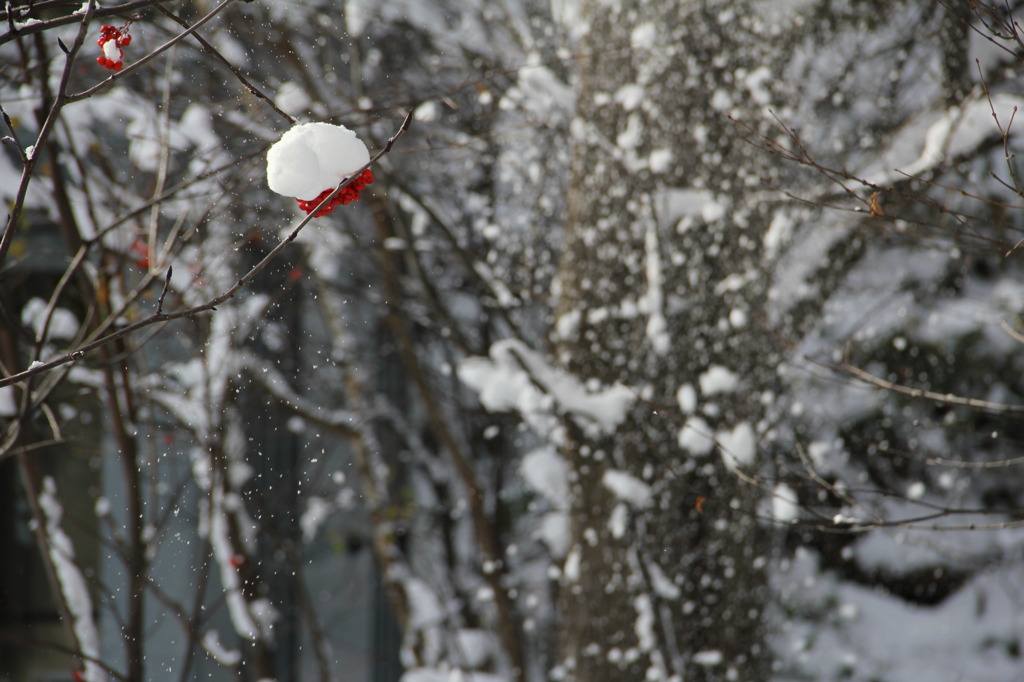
[266,122,370,201]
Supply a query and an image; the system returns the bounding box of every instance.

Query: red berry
[131,239,150,269]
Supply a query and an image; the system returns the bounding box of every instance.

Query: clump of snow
[0,387,16,417]
[772,483,799,523]
[344,0,370,34]
[676,384,697,414]
[555,309,581,340]
[693,650,723,666]
[405,577,444,630]
[763,212,796,260]
[538,512,571,558]
[300,496,335,543]
[743,65,773,106]
[648,148,673,173]
[630,22,657,49]
[266,122,370,201]
[94,497,111,517]
[522,446,569,507]
[717,422,756,471]
[614,83,645,111]
[699,365,740,395]
[563,546,582,582]
[678,416,715,456]
[634,594,656,651]
[21,297,80,341]
[602,469,653,508]
[728,308,748,328]
[458,339,635,439]
[647,561,681,600]
[413,100,441,122]
[453,628,492,669]
[608,503,629,539]
[906,481,926,500]
[38,477,104,682]
[202,629,242,666]
[274,82,311,117]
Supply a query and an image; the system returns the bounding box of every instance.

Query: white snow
[21,297,80,341]
[401,670,503,682]
[643,220,670,354]
[717,421,757,471]
[344,0,371,34]
[538,512,571,558]
[616,112,644,149]
[698,365,740,395]
[555,309,581,340]
[634,594,656,651]
[648,148,673,173]
[728,308,748,328]
[678,416,715,456]
[179,104,222,151]
[458,339,635,439]
[601,469,653,508]
[693,650,723,666]
[608,503,629,539]
[413,100,441,122]
[863,93,1024,185]
[453,628,492,669]
[101,38,120,61]
[274,82,311,117]
[0,387,16,416]
[772,483,800,523]
[522,446,569,507]
[743,65,773,106]
[676,383,697,414]
[647,562,681,600]
[202,629,242,666]
[38,477,105,682]
[266,122,370,201]
[404,577,444,630]
[906,481,926,500]
[563,546,582,582]
[710,89,733,113]
[300,496,335,543]
[614,83,645,111]
[630,22,656,49]
[763,212,795,260]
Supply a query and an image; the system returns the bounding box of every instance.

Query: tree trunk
[554,6,774,681]
[553,1,960,679]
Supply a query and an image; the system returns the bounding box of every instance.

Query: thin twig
[156,266,173,315]
[153,3,295,125]
[0,110,413,390]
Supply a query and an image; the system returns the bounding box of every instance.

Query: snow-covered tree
[3,1,1024,682]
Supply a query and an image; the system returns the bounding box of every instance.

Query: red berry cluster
[296,169,375,217]
[97,24,131,71]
